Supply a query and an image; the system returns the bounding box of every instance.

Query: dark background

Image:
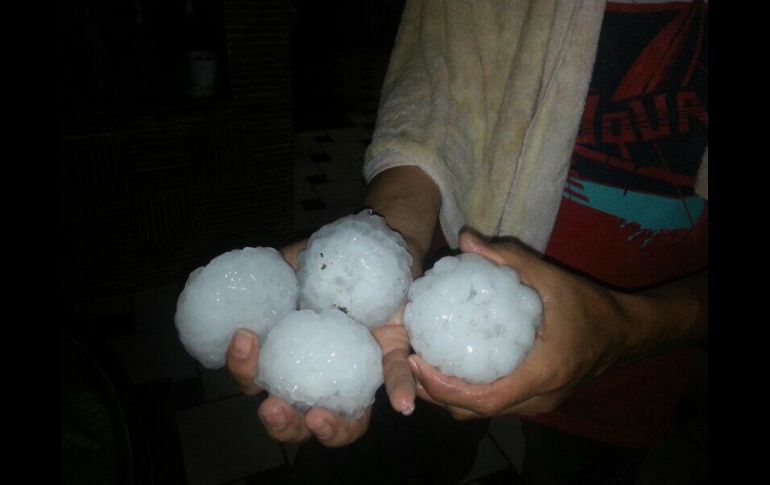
[60,2,409,484]
[60,0,405,315]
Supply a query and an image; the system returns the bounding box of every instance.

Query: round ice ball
[404,253,542,384]
[175,247,298,369]
[297,210,413,328]
[257,309,384,418]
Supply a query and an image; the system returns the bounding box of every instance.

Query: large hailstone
[404,253,543,384]
[257,309,384,417]
[175,247,298,369]
[297,210,412,328]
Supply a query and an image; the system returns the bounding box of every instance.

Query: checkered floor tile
[292,111,375,237]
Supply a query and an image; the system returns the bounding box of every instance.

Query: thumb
[280,239,308,271]
[458,231,507,265]
[226,328,263,395]
[459,231,544,280]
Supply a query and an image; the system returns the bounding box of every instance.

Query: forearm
[615,269,708,362]
[364,166,442,276]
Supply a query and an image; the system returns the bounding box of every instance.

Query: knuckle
[477,398,504,417]
[482,406,500,417]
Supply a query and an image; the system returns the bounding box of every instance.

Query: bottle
[183,0,218,97]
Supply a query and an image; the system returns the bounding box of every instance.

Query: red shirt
[528,0,708,447]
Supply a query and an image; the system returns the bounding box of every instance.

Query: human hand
[409,232,631,420]
[226,239,417,447]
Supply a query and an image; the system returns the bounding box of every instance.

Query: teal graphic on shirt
[564,178,705,246]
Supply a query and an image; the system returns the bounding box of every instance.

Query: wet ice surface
[174,247,298,369]
[257,309,384,418]
[297,210,413,328]
[405,253,542,384]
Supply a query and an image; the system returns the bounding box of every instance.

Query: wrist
[611,291,664,362]
[401,234,428,278]
[611,272,707,362]
[364,166,441,278]
[369,208,428,278]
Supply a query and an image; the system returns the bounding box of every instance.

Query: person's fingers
[382,347,416,415]
[458,231,491,255]
[372,311,409,355]
[225,329,262,395]
[458,232,508,264]
[305,407,372,448]
[445,405,485,421]
[409,355,543,416]
[413,380,484,420]
[458,232,543,285]
[280,240,308,270]
[258,396,312,443]
[410,357,466,415]
[408,355,492,409]
[373,308,416,415]
[413,380,445,407]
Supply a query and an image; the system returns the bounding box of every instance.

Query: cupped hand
[226,239,417,447]
[409,232,631,420]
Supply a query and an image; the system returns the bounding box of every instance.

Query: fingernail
[401,402,415,416]
[314,420,333,440]
[261,410,287,430]
[233,330,252,359]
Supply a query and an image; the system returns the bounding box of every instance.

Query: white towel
[364,0,608,251]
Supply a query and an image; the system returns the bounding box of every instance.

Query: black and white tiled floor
[292,117,375,238]
[68,109,707,484]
